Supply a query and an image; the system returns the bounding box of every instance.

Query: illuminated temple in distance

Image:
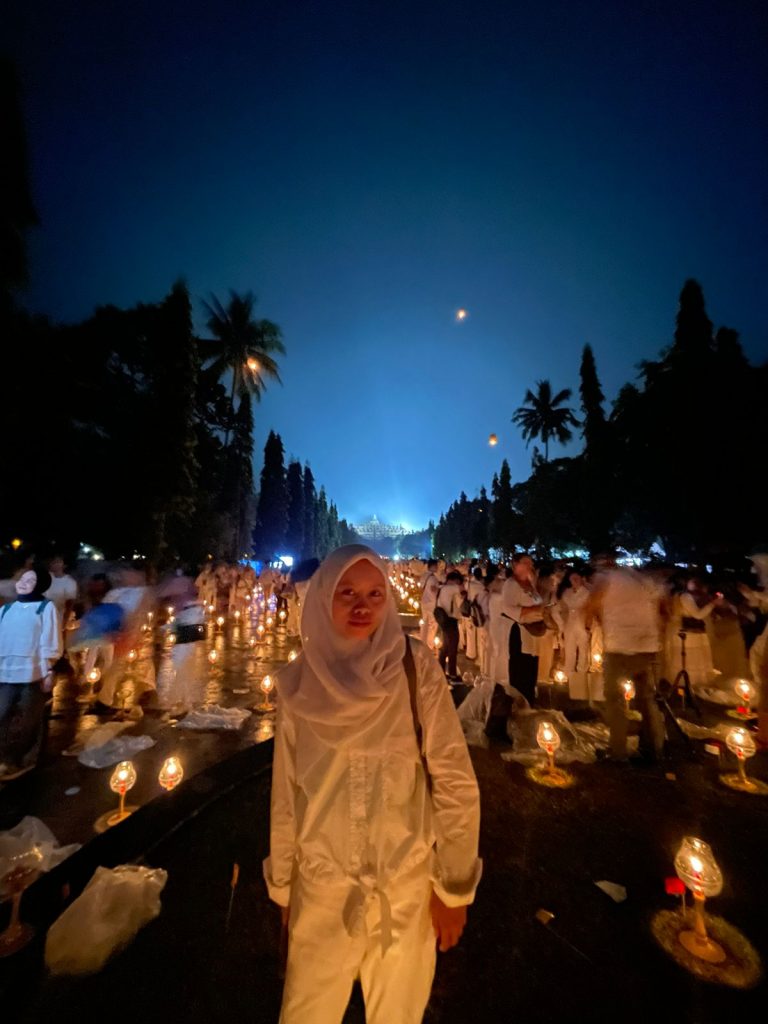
[352,515,409,540]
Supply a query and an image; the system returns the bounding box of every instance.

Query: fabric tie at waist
[342,872,393,954]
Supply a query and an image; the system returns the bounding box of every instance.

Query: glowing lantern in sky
[455,308,468,321]
[488,433,498,446]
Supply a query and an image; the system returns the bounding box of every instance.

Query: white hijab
[276,545,405,728]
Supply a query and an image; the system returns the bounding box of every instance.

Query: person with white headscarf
[0,566,60,780]
[265,544,481,1024]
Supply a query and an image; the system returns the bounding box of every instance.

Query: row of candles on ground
[390,573,421,613]
[96,756,185,830]
[531,717,763,793]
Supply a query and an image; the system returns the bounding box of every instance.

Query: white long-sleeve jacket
[264,640,482,909]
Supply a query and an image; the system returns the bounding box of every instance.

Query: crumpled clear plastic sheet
[0,817,80,875]
[45,864,167,975]
[77,723,156,768]
[502,709,601,764]
[675,718,733,741]
[696,686,754,708]
[175,704,252,731]
[456,678,495,748]
[457,679,531,748]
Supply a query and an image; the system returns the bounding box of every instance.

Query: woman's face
[331,559,388,640]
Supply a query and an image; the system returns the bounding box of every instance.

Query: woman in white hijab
[265,545,481,1024]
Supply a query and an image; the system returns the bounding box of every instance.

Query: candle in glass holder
[674,837,725,963]
[720,726,767,794]
[158,756,184,792]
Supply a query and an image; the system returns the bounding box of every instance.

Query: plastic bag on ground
[502,709,600,764]
[456,678,495,748]
[696,686,755,708]
[45,864,167,975]
[176,704,251,731]
[0,817,80,875]
[78,731,155,768]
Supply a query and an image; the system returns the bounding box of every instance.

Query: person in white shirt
[487,570,512,684]
[44,555,78,617]
[464,568,485,662]
[266,545,481,1024]
[44,554,78,651]
[502,554,545,706]
[586,559,666,761]
[436,571,465,682]
[419,559,441,649]
[555,569,592,699]
[0,566,61,779]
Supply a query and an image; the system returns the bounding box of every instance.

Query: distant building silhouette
[353,515,408,540]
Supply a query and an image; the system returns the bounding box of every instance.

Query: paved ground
[0,618,290,846]
[7,730,767,1024]
[3,620,767,1023]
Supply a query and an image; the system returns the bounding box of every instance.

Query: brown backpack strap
[403,637,431,790]
[403,636,422,753]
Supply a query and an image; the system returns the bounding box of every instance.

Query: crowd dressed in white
[0,555,298,781]
[396,551,768,761]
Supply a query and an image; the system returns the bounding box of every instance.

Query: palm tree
[201,290,285,448]
[512,379,579,461]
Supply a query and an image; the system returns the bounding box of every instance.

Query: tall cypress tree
[315,487,331,558]
[673,279,713,358]
[578,344,606,454]
[491,460,515,556]
[285,460,305,558]
[146,281,200,563]
[328,501,342,550]
[301,464,317,559]
[253,430,287,559]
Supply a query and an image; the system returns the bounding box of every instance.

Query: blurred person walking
[587,558,666,762]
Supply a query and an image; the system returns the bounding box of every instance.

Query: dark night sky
[9,1,768,528]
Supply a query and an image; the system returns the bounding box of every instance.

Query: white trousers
[477,627,490,677]
[280,870,436,1024]
[464,619,477,661]
[419,609,438,649]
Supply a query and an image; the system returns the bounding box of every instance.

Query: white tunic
[0,601,61,683]
[265,640,481,911]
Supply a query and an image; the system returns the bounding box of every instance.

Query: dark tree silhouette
[253,431,288,559]
[302,465,317,561]
[201,290,284,449]
[512,380,579,461]
[285,461,305,558]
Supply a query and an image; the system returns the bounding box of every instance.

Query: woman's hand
[430,891,467,951]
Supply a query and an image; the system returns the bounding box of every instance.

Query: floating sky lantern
[455,308,468,321]
[488,433,498,446]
